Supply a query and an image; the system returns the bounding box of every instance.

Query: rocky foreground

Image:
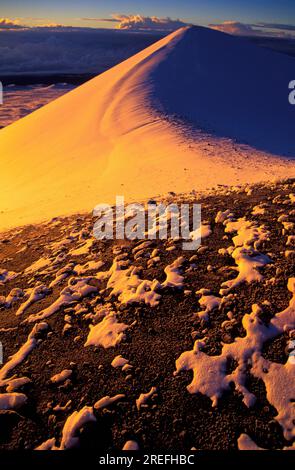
[0,179,294,452]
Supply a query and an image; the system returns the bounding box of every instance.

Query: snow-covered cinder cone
[0,26,294,230]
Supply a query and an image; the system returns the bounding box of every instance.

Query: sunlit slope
[0,26,294,229]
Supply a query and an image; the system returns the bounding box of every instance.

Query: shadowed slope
[152,27,295,156]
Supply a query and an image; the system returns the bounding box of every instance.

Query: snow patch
[85,314,128,349]
[0,393,27,410]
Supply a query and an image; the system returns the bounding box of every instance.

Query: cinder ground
[0,179,294,451]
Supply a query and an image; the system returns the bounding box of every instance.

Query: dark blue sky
[2,0,295,29]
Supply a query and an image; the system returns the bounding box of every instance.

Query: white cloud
[93,14,189,32]
[208,21,258,36]
[0,18,25,30]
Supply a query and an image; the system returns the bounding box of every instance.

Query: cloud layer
[256,22,295,32]
[0,29,163,76]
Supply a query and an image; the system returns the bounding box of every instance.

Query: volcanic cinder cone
[0,26,294,229]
